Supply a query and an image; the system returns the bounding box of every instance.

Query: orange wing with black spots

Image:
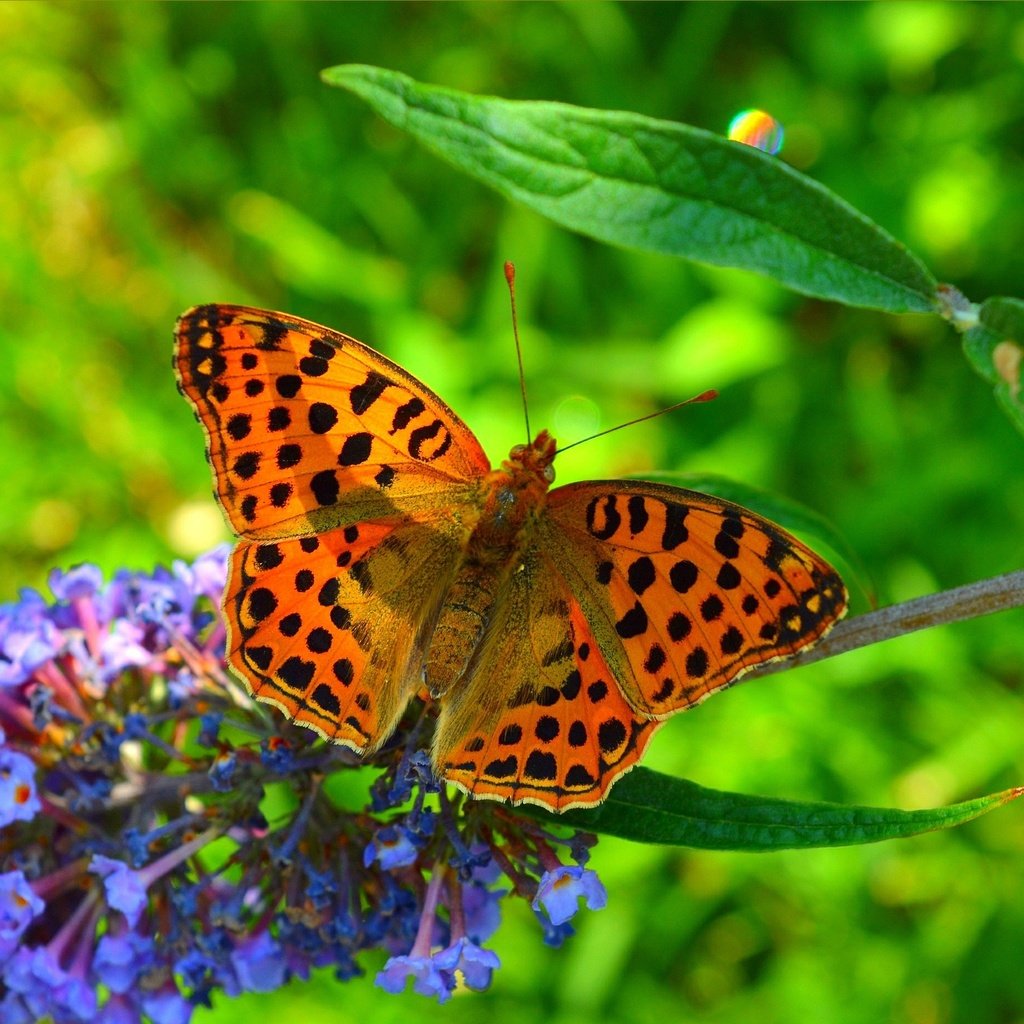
[435,483,845,810]
[175,305,487,756]
[174,304,489,540]
[175,303,847,811]
[543,483,846,717]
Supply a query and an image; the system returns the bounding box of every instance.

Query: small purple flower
[93,931,156,993]
[90,855,148,928]
[303,863,338,910]
[404,804,436,842]
[532,865,607,926]
[229,930,287,993]
[462,880,503,944]
[197,712,223,748]
[260,736,298,773]
[96,993,143,1024]
[532,911,575,948]
[375,951,456,1003]
[364,825,420,870]
[444,937,500,991]
[208,750,239,792]
[47,564,104,603]
[141,982,193,1024]
[56,973,98,1022]
[3,946,51,1013]
[98,620,153,680]
[0,547,611,1009]
[0,746,41,826]
[111,567,193,638]
[0,871,45,961]
[173,545,230,607]
[0,591,63,685]
[0,989,32,1024]
[3,945,97,1023]
[175,947,220,997]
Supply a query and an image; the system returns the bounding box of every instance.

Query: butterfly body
[175,304,847,811]
[425,432,555,700]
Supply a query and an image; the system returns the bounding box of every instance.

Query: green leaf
[633,471,873,607]
[526,767,1022,849]
[962,296,1024,435]
[323,64,938,314]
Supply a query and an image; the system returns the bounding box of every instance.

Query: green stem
[755,569,1024,677]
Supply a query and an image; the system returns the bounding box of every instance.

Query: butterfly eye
[510,444,527,458]
[543,464,556,483]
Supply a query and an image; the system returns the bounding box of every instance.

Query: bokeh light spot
[552,394,601,447]
[166,500,229,557]
[727,109,784,155]
[29,500,80,552]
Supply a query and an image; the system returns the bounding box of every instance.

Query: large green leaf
[962,296,1024,436]
[527,767,1021,849]
[323,64,937,314]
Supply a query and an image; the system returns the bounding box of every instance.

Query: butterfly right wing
[434,540,661,811]
[543,480,848,717]
[436,479,846,810]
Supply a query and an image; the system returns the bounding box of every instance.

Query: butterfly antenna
[505,261,531,444]
[556,389,719,455]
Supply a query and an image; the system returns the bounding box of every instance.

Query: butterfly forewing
[174,305,490,540]
[543,481,848,717]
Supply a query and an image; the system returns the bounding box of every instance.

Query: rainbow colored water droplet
[727,109,784,155]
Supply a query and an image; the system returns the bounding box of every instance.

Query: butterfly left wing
[543,481,848,718]
[226,514,462,753]
[174,304,494,753]
[174,304,491,540]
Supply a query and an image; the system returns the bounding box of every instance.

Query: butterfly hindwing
[435,542,660,810]
[174,305,490,540]
[228,513,465,753]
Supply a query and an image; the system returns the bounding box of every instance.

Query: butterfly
[174,303,847,811]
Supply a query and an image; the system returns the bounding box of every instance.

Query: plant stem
[754,568,1024,676]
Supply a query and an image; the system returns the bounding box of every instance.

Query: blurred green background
[3,2,1024,1022]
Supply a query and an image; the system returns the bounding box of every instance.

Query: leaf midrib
[385,88,932,303]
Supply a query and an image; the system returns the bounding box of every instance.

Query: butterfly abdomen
[424,563,500,699]
[424,444,555,701]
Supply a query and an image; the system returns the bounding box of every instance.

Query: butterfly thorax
[423,431,557,700]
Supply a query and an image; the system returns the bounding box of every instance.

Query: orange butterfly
[174,303,847,811]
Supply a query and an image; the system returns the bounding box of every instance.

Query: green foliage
[530,768,1023,849]
[964,297,1024,433]
[324,64,938,312]
[4,2,1024,1023]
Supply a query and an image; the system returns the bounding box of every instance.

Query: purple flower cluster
[0,549,606,1021]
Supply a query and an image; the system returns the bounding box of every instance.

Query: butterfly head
[506,430,557,484]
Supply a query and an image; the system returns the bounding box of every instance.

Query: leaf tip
[320,63,381,90]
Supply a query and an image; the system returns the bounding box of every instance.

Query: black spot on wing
[350,371,393,415]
